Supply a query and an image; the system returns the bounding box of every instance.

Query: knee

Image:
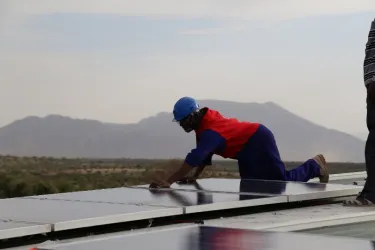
[277,171,288,181]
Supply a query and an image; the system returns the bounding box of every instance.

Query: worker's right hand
[176,177,197,184]
[149,180,171,189]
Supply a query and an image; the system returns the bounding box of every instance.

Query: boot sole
[314,154,329,183]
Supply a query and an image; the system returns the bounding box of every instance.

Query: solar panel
[0,220,51,240]
[33,225,375,250]
[0,198,182,232]
[134,178,362,201]
[22,187,287,214]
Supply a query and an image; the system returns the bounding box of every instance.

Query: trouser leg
[284,159,321,182]
[260,125,320,182]
[237,124,319,182]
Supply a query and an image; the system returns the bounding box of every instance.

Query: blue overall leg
[236,124,321,182]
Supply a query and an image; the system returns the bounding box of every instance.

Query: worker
[149,97,329,188]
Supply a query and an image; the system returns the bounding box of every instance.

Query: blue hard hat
[172,97,200,121]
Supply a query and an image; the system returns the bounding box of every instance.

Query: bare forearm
[166,162,193,184]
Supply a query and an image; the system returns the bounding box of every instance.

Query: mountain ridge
[0,100,365,162]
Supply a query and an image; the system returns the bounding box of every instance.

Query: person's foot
[313,154,329,183]
[343,192,375,206]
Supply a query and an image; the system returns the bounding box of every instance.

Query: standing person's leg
[344,84,375,205]
[344,83,375,205]
[344,19,375,206]
[364,84,375,199]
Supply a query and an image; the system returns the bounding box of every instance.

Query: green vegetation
[0,155,365,199]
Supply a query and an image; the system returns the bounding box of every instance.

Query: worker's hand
[149,180,171,189]
[176,177,197,184]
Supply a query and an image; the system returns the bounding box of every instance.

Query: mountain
[0,100,366,162]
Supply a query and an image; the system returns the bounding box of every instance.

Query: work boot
[313,154,329,183]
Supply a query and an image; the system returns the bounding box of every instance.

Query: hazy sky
[0,1,375,138]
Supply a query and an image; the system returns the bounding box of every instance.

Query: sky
[0,1,375,139]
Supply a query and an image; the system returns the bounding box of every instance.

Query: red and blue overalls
[184,108,321,181]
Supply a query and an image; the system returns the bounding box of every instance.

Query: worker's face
[179,117,194,133]
[177,110,203,133]
[179,113,200,133]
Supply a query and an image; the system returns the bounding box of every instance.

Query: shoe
[343,192,375,206]
[313,154,329,183]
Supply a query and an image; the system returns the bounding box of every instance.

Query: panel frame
[0,220,51,240]
[286,187,362,202]
[34,224,200,250]
[0,198,184,232]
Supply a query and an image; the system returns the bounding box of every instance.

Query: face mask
[178,114,195,133]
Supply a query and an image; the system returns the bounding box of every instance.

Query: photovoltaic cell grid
[33,225,375,250]
[0,179,363,241]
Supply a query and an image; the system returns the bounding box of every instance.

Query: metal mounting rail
[310,171,366,183]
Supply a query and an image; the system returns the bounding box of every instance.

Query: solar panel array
[0,178,363,242]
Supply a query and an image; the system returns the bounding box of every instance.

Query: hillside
[0,100,366,162]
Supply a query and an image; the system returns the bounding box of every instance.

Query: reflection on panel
[134,179,284,195]
[135,178,361,197]
[34,225,375,250]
